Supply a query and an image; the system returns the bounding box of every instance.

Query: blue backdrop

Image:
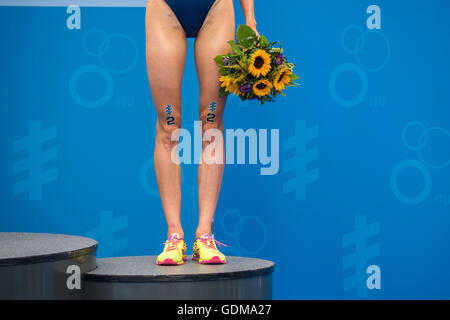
[1,0,449,299]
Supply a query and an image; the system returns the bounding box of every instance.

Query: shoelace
[163,236,181,252]
[199,235,227,250]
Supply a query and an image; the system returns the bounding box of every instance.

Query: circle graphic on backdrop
[402,121,428,151]
[355,30,391,72]
[418,126,450,170]
[69,65,114,108]
[341,25,366,54]
[329,63,368,108]
[390,159,432,205]
[234,216,267,255]
[99,34,139,74]
[221,209,242,238]
[72,30,139,107]
[221,210,267,255]
[139,157,160,198]
[82,29,110,57]
[331,25,390,108]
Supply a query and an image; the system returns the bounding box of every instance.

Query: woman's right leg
[145,0,187,238]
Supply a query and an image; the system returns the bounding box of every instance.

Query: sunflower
[224,82,237,94]
[219,75,241,96]
[232,85,242,96]
[248,49,272,77]
[223,81,242,96]
[219,75,233,88]
[253,79,273,97]
[273,66,293,91]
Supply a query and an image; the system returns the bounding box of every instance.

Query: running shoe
[192,233,227,264]
[156,233,187,265]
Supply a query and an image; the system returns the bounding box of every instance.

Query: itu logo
[390,121,450,205]
[207,101,217,122]
[85,211,128,258]
[282,120,319,200]
[69,29,138,109]
[164,104,176,125]
[343,215,381,298]
[208,101,217,113]
[165,105,173,116]
[13,121,57,200]
[330,6,390,108]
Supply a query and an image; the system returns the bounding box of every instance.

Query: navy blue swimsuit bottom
[166,0,215,38]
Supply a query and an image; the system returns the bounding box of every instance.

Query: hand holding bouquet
[215,25,299,105]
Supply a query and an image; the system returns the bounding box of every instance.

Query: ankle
[195,230,212,238]
[167,228,184,239]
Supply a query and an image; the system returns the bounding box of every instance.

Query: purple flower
[240,83,252,93]
[275,54,285,65]
[223,57,232,66]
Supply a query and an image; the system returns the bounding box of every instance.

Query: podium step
[0,232,97,299]
[84,256,274,300]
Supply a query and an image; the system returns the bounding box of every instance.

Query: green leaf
[218,66,230,75]
[259,35,269,48]
[227,40,242,54]
[290,73,300,80]
[214,55,225,66]
[236,24,255,41]
[236,24,257,48]
[246,40,256,51]
[219,87,228,98]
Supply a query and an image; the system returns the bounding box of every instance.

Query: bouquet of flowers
[215,24,299,105]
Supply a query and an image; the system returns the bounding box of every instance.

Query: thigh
[146,0,187,122]
[194,0,235,119]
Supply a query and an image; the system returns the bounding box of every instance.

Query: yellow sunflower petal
[273,67,293,91]
[253,79,273,97]
[248,49,272,78]
[219,75,234,88]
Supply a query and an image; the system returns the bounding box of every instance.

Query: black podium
[85,256,274,300]
[0,233,97,300]
[0,232,274,300]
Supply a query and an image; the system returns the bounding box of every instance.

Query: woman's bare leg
[194,0,235,237]
[146,0,187,238]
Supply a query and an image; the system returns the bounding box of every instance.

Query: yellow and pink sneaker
[156,233,187,265]
[193,233,227,264]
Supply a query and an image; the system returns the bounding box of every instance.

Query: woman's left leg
[193,0,235,237]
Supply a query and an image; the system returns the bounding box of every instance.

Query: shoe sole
[156,255,187,266]
[192,254,226,264]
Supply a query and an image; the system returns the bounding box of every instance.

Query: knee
[200,108,223,132]
[156,111,182,148]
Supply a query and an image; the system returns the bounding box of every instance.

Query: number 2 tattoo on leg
[165,104,175,125]
[206,101,216,122]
